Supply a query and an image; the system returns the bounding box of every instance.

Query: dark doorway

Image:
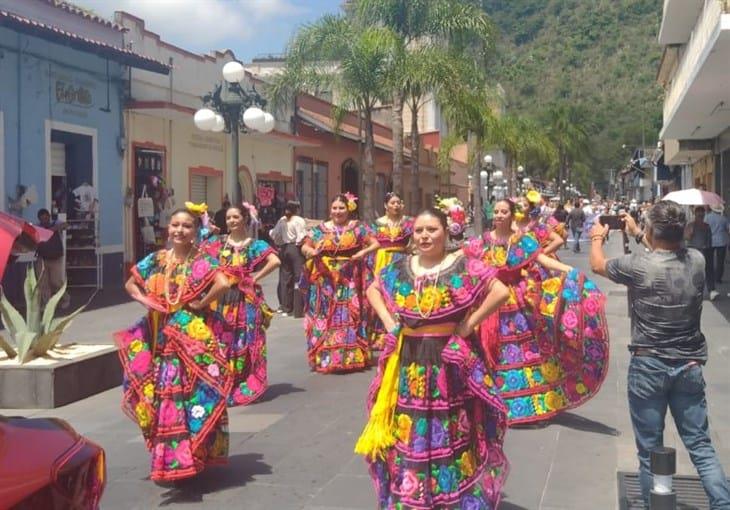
[341,159,359,196]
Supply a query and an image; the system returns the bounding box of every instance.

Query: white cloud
[75,0,307,51]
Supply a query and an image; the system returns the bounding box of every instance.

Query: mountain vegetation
[480,0,664,192]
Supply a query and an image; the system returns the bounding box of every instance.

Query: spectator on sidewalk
[35,208,68,307]
[589,200,730,509]
[567,200,585,252]
[685,206,718,301]
[269,201,306,316]
[706,205,729,284]
[213,198,232,235]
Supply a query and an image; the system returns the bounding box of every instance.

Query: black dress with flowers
[114,250,232,482]
[365,254,508,510]
[464,232,609,425]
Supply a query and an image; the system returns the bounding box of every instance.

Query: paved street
[3,236,730,509]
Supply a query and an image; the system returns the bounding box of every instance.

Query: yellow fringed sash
[354,322,457,460]
[354,328,404,460]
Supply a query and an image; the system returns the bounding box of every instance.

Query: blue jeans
[571,228,582,252]
[628,355,730,509]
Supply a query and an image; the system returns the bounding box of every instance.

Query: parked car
[0,416,105,509]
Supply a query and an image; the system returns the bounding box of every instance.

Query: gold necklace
[383,216,403,240]
[163,247,194,306]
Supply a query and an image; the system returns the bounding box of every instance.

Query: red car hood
[0,212,53,280]
[0,416,83,507]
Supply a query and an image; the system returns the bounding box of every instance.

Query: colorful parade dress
[358,253,509,510]
[114,250,232,481]
[300,220,372,373]
[365,216,414,349]
[200,236,276,406]
[465,232,609,425]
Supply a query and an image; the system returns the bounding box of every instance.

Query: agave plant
[0,266,91,364]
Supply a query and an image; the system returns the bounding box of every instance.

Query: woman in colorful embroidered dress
[356,207,511,510]
[514,192,564,257]
[365,192,414,349]
[465,199,609,426]
[200,203,281,406]
[300,193,380,373]
[115,208,232,482]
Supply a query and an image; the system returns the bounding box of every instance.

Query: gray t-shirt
[606,248,707,362]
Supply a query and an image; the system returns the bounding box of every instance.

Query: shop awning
[0,9,170,74]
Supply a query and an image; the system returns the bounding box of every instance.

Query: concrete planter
[0,345,121,408]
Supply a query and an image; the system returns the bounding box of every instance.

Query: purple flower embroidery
[460,494,483,510]
[502,344,522,364]
[413,436,428,453]
[514,313,529,332]
[430,419,447,448]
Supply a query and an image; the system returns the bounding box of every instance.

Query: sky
[72,0,343,61]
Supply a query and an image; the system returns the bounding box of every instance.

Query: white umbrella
[661,188,724,207]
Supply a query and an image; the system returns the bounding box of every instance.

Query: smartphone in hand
[599,215,624,230]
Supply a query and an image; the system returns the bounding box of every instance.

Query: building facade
[115,13,310,265]
[0,0,168,289]
[657,0,730,203]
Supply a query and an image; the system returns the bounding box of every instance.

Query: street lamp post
[194,61,274,204]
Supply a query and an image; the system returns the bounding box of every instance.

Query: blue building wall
[0,28,126,285]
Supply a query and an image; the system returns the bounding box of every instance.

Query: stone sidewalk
[1,237,729,509]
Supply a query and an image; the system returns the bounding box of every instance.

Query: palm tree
[493,114,555,196]
[270,15,398,219]
[542,103,593,201]
[437,74,499,233]
[352,0,495,198]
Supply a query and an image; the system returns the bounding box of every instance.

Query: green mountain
[482,0,664,188]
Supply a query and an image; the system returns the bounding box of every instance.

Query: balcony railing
[664,0,726,122]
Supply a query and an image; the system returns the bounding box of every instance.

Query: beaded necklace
[381,215,404,241]
[328,220,351,255]
[163,247,195,306]
[222,236,252,266]
[412,254,451,319]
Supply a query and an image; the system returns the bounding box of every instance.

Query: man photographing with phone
[589,200,730,509]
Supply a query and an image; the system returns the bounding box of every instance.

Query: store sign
[55,80,93,108]
[50,71,96,118]
[188,133,224,153]
[257,186,275,206]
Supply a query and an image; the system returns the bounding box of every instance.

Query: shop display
[133,148,167,260]
[65,214,101,289]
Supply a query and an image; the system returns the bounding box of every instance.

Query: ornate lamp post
[194,61,274,204]
[522,176,531,193]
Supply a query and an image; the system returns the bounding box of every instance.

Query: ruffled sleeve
[356,220,372,246]
[506,232,541,269]
[302,224,323,248]
[133,252,158,281]
[247,239,276,270]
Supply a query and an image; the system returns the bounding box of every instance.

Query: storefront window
[295,158,328,219]
[133,146,166,260]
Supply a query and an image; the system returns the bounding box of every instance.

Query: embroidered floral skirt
[365,248,407,350]
[302,256,370,373]
[115,310,232,481]
[367,334,508,509]
[481,270,609,425]
[210,285,272,406]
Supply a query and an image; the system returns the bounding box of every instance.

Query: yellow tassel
[354,329,404,460]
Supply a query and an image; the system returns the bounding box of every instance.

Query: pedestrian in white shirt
[269,201,307,316]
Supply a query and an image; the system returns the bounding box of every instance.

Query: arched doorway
[238,165,254,203]
[341,159,359,196]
